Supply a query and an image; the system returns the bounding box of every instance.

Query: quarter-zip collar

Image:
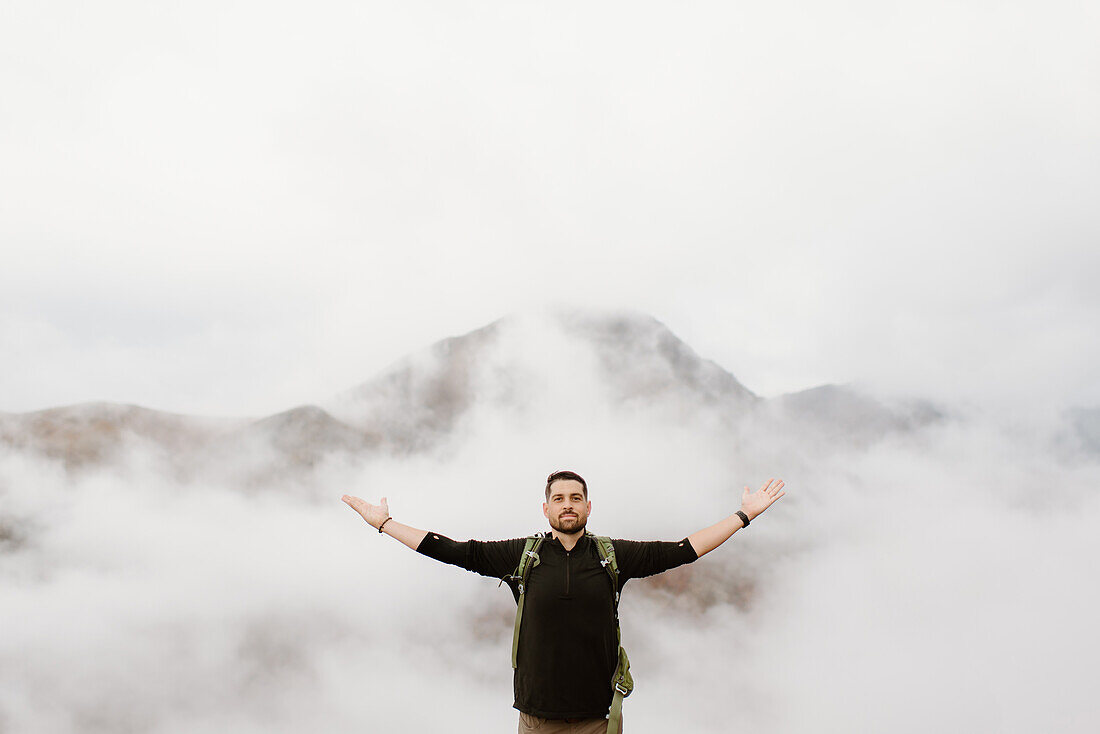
[546,532,589,554]
[549,528,585,551]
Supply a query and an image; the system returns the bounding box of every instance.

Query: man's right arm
[342,494,427,551]
[340,494,523,578]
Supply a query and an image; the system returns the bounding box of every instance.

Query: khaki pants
[517,711,622,734]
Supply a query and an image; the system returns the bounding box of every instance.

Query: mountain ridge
[0,309,944,471]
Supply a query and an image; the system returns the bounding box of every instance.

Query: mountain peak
[322,308,756,452]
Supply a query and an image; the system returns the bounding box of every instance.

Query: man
[342,470,786,733]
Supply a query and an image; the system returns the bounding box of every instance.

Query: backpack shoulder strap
[587,533,632,734]
[507,533,545,669]
[589,534,620,610]
[515,534,545,593]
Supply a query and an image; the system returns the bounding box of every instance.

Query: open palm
[740,479,785,520]
[342,494,389,529]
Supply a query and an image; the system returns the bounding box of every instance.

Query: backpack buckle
[614,681,630,696]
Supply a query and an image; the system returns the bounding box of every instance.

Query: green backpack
[502,531,632,734]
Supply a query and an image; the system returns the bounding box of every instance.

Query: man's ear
[586,500,592,515]
[542,502,549,518]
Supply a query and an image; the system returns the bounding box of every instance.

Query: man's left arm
[688,478,786,558]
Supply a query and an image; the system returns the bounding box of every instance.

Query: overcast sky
[3,0,1098,417]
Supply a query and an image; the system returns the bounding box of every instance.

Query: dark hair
[545,470,588,501]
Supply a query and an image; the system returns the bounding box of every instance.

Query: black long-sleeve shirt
[417,530,698,718]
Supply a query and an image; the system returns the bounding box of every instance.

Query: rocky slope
[0,309,942,474]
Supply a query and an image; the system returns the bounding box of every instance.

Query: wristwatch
[735,510,750,528]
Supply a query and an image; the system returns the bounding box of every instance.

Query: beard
[549,512,587,535]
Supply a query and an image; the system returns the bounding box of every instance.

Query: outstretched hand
[740,478,786,521]
[342,494,389,529]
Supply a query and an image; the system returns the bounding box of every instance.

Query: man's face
[543,479,591,535]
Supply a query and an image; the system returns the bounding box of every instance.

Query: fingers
[743,479,787,501]
[340,495,372,517]
[767,477,786,506]
[747,479,786,512]
[758,479,784,495]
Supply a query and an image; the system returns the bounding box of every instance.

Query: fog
[3,1,1099,415]
[3,0,1098,730]
[2,312,1097,732]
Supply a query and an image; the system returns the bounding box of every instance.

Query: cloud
[1,1,1099,414]
[2,310,1098,732]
